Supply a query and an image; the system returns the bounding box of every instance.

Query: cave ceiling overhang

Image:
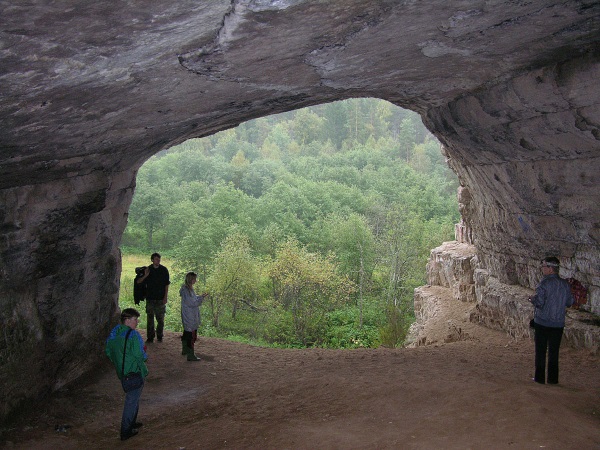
[1,1,599,190]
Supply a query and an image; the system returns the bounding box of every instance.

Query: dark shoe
[145,338,154,344]
[187,353,201,361]
[157,337,163,342]
[134,422,143,428]
[120,428,139,441]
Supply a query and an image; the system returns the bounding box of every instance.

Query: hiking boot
[120,428,139,441]
[185,346,200,361]
[187,353,201,361]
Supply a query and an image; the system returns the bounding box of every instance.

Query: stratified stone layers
[1,1,599,420]
[410,241,599,352]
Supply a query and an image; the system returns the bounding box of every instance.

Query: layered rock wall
[409,242,479,347]
[425,55,600,316]
[0,171,135,418]
[410,237,600,353]
[1,0,599,422]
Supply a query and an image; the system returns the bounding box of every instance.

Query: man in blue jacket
[105,308,149,440]
[529,257,574,384]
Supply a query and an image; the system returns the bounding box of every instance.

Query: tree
[319,100,349,149]
[268,239,355,346]
[128,180,171,249]
[327,213,376,327]
[398,116,416,163]
[231,150,250,189]
[289,108,325,147]
[122,98,460,349]
[410,143,432,174]
[161,199,201,249]
[212,129,241,161]
[206,232,260,326]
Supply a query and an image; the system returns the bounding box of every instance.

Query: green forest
[119,98,460,349]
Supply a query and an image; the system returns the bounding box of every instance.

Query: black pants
[182,330,198,350]
[534,323,564,384]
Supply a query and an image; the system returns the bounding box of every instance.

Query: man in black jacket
[136,253,170,343]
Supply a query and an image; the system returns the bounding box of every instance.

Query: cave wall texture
[1,0,599,420]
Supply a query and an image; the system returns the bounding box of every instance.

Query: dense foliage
[121,98,459,348]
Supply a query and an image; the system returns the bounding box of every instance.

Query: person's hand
[144,267,150,277]
[163,298,168,305]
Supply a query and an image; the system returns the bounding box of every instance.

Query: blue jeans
[121,377,144,436]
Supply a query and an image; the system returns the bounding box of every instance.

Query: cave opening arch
[1,0,599,423]
[120,98,459,348]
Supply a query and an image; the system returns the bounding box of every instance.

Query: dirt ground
[1,309,599,450]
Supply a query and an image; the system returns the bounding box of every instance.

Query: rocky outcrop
[432,57,600,316]
[1,0,599,420]
[410,239,600,353]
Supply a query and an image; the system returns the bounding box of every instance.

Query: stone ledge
[414,241,600,353]
[473,270,600,353]
[427,241,477,303]
[408,285,478,347]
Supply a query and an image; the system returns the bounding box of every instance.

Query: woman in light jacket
[179,272,208,361]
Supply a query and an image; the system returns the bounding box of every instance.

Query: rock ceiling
[0,0,599,420]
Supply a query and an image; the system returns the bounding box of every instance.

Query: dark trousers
[182,330,198,350]
[534,323,564,384]
[145,299,166,341]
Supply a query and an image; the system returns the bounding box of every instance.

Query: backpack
[566,277,587,310]
[133,267,147,305]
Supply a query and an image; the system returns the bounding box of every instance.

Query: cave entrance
[120,98,460,349]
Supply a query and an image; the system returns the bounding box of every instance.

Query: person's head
[121,308,140,329]
[150,252,161,267]
[185,272,197,289]
[541,256,560,274]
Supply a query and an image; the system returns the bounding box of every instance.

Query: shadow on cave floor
[1,320,599,449]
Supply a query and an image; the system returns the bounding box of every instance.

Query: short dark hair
[542,256,560,270]
[151,252,161,260]
[121,308,140,323]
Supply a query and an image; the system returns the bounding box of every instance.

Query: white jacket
[179,285,205,331]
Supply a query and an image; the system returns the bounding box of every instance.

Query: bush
[262,308,304,347]
[378,304,414,348]
[324,306,382,348]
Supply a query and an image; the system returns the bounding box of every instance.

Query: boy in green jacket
[105,308,148,441]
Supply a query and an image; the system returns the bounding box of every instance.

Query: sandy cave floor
[1,311,599,450]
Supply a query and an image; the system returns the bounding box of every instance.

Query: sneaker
[145,338,154,344]
[120,428,139,441]
[157,337,163,342]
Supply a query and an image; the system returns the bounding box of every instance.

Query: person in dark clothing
[528,256,574,384]
[136,252,170,343]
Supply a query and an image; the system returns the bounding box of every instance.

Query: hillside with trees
[121,98,459,348]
